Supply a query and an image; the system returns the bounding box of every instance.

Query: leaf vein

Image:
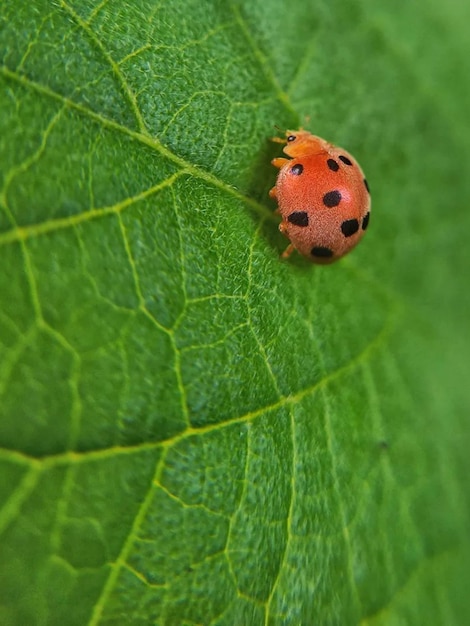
[58,0,147,134]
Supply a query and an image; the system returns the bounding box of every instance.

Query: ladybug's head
[282,129,330,158]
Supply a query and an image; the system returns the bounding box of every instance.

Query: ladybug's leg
[269,185,281,213]
[281,243,295,259]
[271,157,289,169]
[279,222,295,257]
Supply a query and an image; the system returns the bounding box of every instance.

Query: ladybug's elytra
[270,129,371,264]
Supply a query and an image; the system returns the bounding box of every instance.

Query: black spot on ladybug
[362,212,370,230]
[323,190,342,207]
[339,155,352,166]
[364,179,370,193]
[287,135,296,142]
[311,246,334,258]
[288,211,309,227]
[327,159,339,172]
[291,163,303,176]
[341,218,359,237]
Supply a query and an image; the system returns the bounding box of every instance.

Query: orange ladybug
[270,130,371,264]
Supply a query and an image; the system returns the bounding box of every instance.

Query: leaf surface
[1,1,469,624]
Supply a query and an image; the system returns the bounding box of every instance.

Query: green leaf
[1,0,469,624]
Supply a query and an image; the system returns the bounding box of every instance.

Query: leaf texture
[0,1,469,624]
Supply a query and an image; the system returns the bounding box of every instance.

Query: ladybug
[269,129,371,264]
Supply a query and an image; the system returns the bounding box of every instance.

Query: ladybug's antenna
[271,124,287,143]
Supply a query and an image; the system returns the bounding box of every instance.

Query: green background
[1,0,469,624]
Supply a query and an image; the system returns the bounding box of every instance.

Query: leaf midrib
[0,65,277,247]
